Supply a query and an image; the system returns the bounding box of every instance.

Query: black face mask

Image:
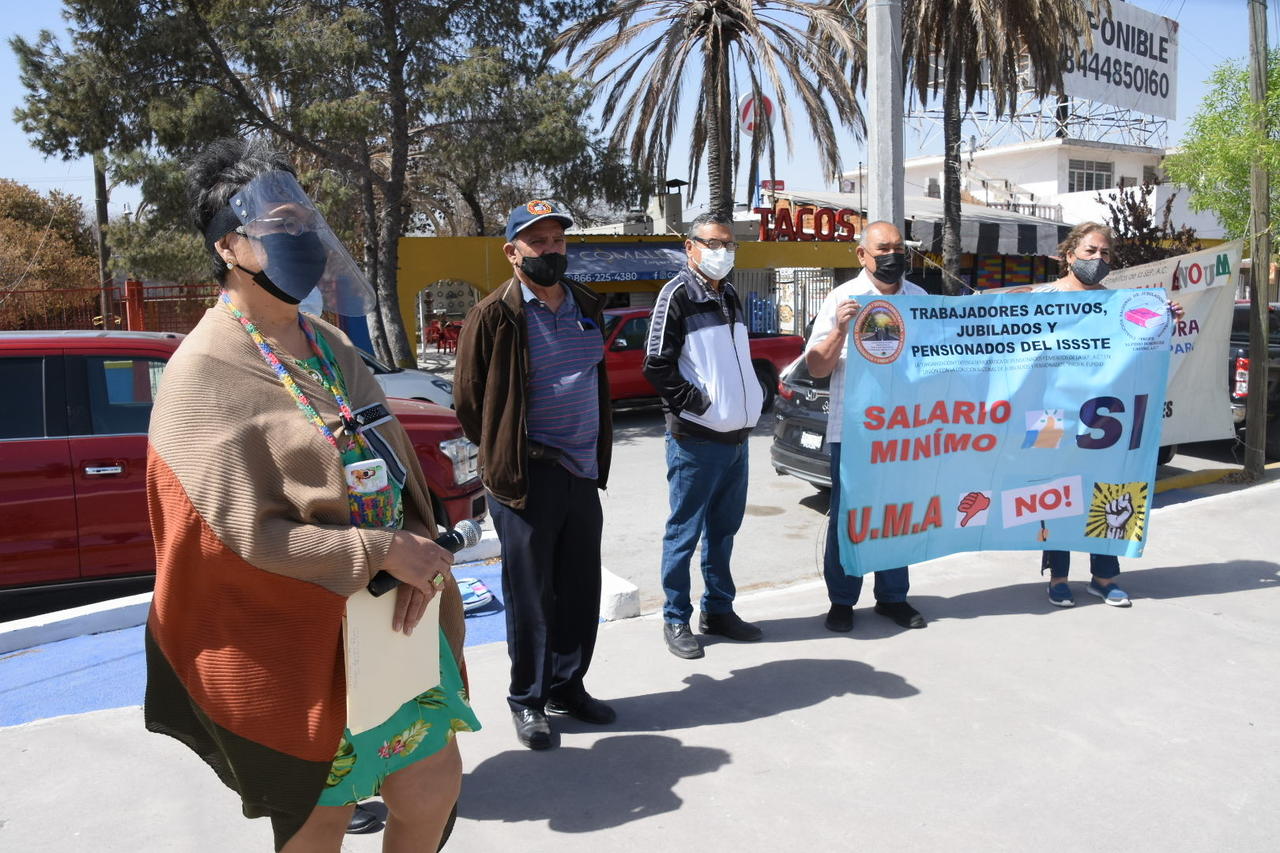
[870,251,907,285]
[519,252,568,288]
[245,231,329,304]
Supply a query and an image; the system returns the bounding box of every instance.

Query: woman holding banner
[1033,223,1133,607]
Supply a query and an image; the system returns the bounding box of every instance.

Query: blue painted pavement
[0,559,506,728]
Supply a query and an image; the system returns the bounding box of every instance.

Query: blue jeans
[660,433,749,623]
[1041,550,1120,580]
[823,442,910,605]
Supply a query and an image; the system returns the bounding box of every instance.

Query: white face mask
[698,247,735,281]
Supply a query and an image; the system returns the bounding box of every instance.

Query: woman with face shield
[143,138,478,851]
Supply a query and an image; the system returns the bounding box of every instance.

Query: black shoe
[346,803,380,834]
[664,622,704,659]
[546,693,617,724]
[699,610,763,642]
[511,707,552,750]
[824,604,854,632]
[874,600,927,629]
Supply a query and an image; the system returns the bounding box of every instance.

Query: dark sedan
[770,357,833,489]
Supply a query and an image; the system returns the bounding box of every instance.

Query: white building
[839,137,1224,241]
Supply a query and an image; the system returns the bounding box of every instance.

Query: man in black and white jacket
[644,211,764,659]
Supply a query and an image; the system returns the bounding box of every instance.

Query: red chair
[438,323,461,353]
[423,320,442,348]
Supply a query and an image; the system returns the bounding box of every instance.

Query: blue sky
[0,1,1273,219]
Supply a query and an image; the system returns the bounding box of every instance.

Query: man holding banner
[805,221,929,633]
[827,227,1178,613]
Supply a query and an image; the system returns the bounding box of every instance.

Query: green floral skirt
[317,630,481,806]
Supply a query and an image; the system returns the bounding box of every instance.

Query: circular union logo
[853,299,906,364]
[526,199,553,215]
[1118,289,1172,342]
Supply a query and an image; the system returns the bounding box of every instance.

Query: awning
[565,242,685,284]
[772,190,1071,257]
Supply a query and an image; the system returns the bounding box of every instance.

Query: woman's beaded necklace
[220,291,364,452]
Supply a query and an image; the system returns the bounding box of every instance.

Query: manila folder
[343,588,441,735]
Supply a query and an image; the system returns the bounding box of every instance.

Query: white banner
[1062,1,1179,120]
[1106,241,1242,445]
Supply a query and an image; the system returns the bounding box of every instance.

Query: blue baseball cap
[505,199,574,242]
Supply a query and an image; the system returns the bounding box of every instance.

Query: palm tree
[555,1,865,217]
[900,0,1101,292]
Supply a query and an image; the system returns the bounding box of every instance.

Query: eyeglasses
[236,213,318,239]
[691,236,738,251]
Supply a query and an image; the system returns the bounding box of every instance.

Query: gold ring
[431,571,446,589]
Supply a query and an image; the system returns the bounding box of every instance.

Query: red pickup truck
[0,330,484,594]
[602,307,804,412]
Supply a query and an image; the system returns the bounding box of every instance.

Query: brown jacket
[455,276,612,509]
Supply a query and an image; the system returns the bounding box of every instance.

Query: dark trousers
[1041,550,1120,579]
[823,442,910,605]
[487,460,603,713]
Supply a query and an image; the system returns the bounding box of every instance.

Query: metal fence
[0,286,119,331]
[0,281,219,334]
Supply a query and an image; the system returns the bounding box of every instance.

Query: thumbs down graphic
[957,491,992,528]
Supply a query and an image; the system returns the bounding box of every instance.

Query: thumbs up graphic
[957,491,991,527]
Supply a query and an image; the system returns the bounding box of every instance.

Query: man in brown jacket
[454,200,614,750]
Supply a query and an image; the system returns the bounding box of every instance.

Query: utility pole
[1245,0,1271,479]
[866,0,904,229]
[93,151,112,328]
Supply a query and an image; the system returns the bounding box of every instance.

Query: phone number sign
[1061,1,1178,120]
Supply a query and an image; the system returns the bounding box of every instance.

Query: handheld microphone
[366,518,483,597]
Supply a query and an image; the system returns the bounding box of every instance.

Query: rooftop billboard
[1061,1,1179,120]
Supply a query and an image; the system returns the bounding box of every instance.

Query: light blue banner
[837,290,1174,576]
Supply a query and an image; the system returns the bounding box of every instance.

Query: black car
[770,357,833,489]
[1229,301,1280,459]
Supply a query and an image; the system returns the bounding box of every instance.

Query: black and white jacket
[643,265,763,443]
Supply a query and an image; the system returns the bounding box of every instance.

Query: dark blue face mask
[246,231,328,304]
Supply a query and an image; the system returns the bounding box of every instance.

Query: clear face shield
[225,171,375,316]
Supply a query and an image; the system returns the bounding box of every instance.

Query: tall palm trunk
[941,46,963,295]
[706,37,734,217]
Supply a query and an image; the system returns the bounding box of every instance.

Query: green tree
[0,179,99,329]
[898,0,1098,292]
[556,0,865,218]
[17,0,625,364]
[407,48,641,237]
[11,26,160,300]
[1164,49,1280,240]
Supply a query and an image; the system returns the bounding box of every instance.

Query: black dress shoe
[824,604,854,632]
[346,803,380,834]
[511,707,552,749]
[546,693,616,724]
[664,622,704,658]
[699,610,763,642]
[874,600,927,629]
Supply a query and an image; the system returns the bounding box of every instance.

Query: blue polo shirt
[522,282,604,479]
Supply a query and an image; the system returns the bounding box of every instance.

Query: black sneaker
[824,604,854,632]
[873,600,927,629]
[699,610,763,642]
[664,622,704,658]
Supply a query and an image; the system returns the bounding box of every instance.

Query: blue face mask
[254,231,328,302]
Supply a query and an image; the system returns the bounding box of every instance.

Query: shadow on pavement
[460,734,728,831]
[908,559,1280,621]
[583,657,917,735]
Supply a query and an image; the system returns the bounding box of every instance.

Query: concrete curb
[1,592,151,655]
[0,567,641,656]
[1154,467,1237,493]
